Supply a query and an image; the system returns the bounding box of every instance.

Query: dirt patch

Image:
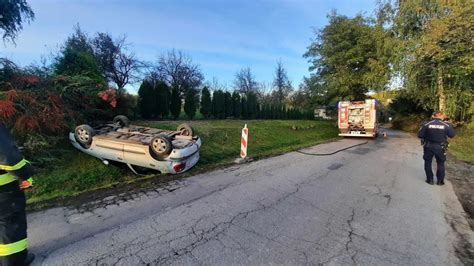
[446,157,474,230]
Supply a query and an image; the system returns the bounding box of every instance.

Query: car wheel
[75,125,94,148]
[177,123,194,136]
[113,115,130,128]
[150,134,172,159]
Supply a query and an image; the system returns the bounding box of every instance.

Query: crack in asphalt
[384,194,392,206]
[89,169,336,265]
[346,208,357,264]
[39,134,465,265]
[91,155,397,265]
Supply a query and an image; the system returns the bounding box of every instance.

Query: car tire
[113,115,130,128]
[150,134,172,159]
[177,123,194,136]
[74,124,94,148]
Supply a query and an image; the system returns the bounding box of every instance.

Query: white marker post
[240,124,248,159]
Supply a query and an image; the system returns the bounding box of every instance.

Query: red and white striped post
[240,124,248,158]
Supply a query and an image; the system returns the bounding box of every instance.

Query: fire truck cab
[338,99,379,138]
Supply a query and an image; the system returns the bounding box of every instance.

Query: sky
[1,0,376,93]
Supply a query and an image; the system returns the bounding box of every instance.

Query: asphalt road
[28,129,473,265]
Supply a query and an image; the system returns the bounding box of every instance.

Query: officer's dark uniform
[417,118,455,184]
[0,123,34,265]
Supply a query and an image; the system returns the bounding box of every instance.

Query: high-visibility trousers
[0,180,28,266]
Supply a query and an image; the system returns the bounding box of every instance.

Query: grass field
[449,122,474,163]
[28,120,338,204]
[392,116,473,163]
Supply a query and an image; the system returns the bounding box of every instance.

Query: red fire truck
[338,99,379,138]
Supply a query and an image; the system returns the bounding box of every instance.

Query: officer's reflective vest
[0,158,30,257]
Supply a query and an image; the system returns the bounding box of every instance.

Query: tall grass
[449,122,474,163]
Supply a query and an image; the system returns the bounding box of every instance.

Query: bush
[391,114,425,133]
[0,89,68,138]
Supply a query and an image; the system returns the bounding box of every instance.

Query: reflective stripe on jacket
[0,172,16,186]
[0,238,28,256]
[0,159,31,186]
[0,159,29,171]
[0,124,35,181]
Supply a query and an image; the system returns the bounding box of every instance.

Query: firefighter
[417,112,456,185]
[0,123,35,266]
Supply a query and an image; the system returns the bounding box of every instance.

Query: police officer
[0,123,35,265]
[417,112,455,185]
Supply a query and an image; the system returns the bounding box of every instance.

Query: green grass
[27,153,126,204]
[449,122,474,163]
[392,115,473,163]
[141,120,338,169]
[27,120,338,204]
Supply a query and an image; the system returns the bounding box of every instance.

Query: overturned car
[69,116,201,174]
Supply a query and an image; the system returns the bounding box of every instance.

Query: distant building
[314,106,332,120]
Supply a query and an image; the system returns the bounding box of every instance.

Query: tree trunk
[437,69,445,113]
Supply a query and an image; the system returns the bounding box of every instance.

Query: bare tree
[256,81,273,105]
[290,81,312,109]
[92,33,145,92]
[152,50,204,98]
[234,67,259,95]
[206,77,227,92]
[272,60,293,105]
[112,50,145,92]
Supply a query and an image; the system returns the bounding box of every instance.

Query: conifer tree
[200,86,212,118]
[232,91,241,118]
[155,81,169,119]
[184,89,197,119]
[224,91,233,118]
[211,90,225,119]
[241,96,248,119]
[170,86,181,119]
[138,80,155,119]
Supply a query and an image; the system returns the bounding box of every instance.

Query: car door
[92,137,125,163]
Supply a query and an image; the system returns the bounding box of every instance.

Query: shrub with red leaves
[0,90,17,118]
[0,89,68,136]
[12,75,41,89]
[98,88,118,108]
